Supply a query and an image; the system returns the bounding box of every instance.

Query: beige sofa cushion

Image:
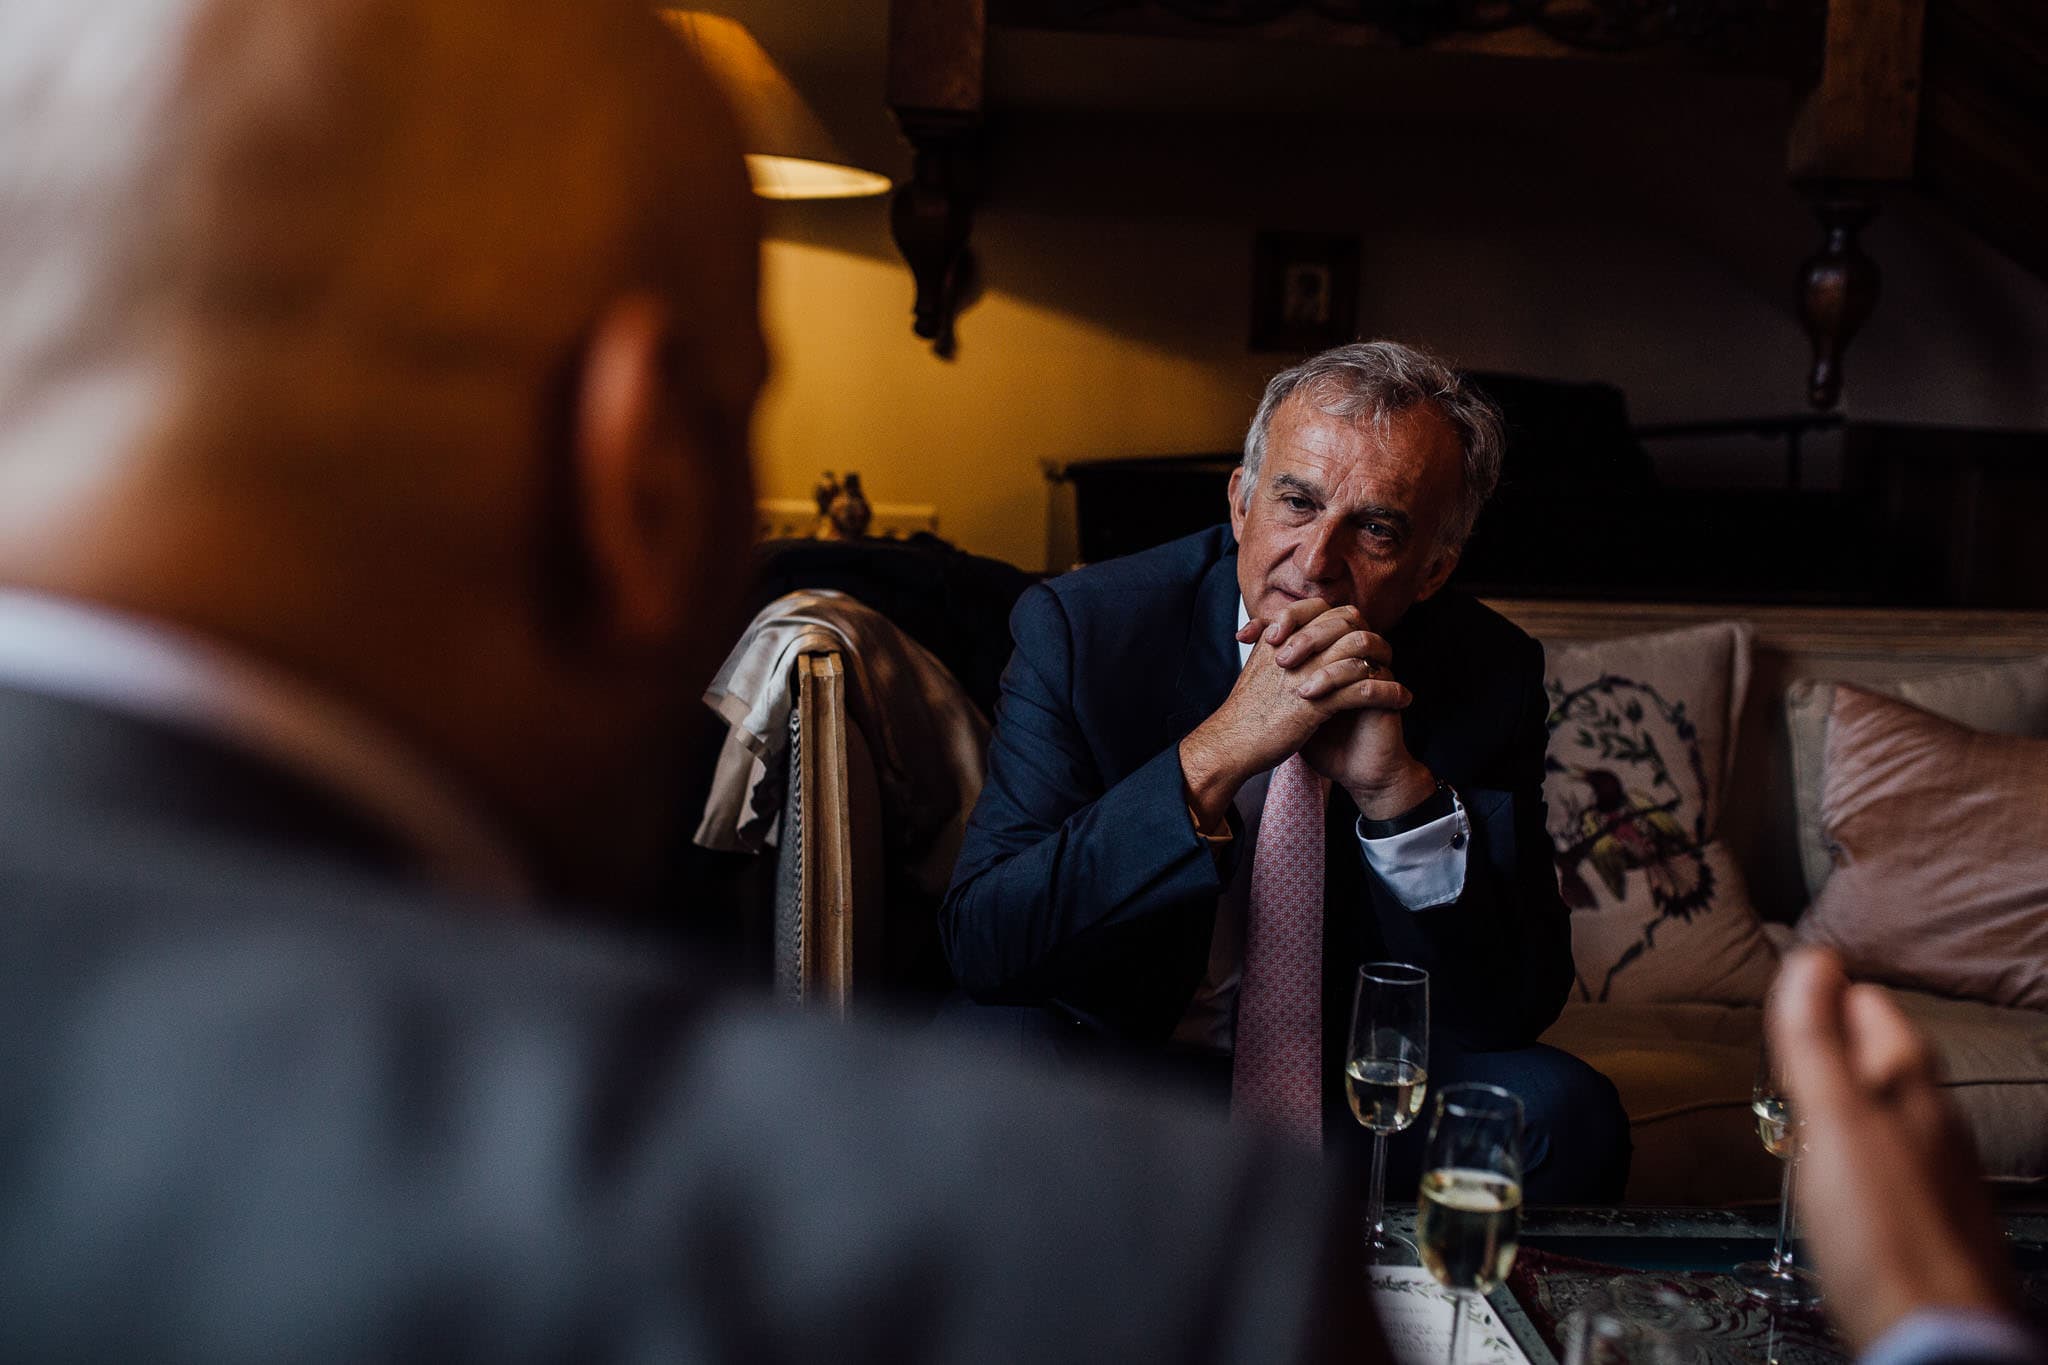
[1902,991,2048,1185]
[1785,652,2048,900]
[1540,989,2048,1204]
[1543,623,1778,1005]
[1540,1001,1780,1205]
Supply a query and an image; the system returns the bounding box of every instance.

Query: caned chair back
[772,650,882,1010]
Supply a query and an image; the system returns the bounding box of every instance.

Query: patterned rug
[1508,1250,1845,1365]
[1510,1248,2048,1365]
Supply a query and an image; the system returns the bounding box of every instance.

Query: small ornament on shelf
[812,471,872,540]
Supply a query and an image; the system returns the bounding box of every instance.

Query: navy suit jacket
[942,526,1573,1104]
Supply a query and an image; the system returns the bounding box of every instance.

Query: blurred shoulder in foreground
[0,678,1353,1361]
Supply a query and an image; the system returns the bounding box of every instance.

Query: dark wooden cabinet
[1055,415,2048,607]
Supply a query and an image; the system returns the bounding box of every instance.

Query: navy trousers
[936,997,1631,1204]
[1338,1035,1631,1205]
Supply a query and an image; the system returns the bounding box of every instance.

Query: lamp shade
[659,11,891,200]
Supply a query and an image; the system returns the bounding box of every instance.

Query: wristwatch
[1356,778,1459,841]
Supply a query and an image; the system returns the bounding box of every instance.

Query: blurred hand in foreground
[1767,947,2016,1353]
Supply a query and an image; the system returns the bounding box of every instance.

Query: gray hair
[1240,341,1504,553]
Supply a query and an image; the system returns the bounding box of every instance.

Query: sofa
[1493,598,2048,1206]
[706,537,2048,1206]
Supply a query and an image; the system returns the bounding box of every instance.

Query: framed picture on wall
[1248,231,1360,353]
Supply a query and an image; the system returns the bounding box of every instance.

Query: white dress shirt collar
[0,589,530,902]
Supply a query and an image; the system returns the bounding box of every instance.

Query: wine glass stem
[1445,1292,1466,1365]
[1367,1131,1389,1244]
[1771,1146,1798,1274]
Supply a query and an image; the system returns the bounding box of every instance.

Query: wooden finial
[1797,189,1881,411]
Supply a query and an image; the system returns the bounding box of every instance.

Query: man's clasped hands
[1179,596,1439,832]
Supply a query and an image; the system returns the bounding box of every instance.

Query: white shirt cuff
[1354,799,1469,911]
[1861,1310,2045,1365]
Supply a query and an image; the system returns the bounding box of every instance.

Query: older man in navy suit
[944,342,1630,1201]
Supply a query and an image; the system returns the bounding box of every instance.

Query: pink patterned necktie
[1231,752,1330,1147]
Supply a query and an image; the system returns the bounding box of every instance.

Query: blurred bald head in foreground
[0,4,1363,1362]
[0,0,762,902]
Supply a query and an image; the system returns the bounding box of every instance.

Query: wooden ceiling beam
[1787,0,1927,183]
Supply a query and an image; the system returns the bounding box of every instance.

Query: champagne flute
[1346,962,1429,1258]
[1417,1083,1524,1365]
[1733,1042,1821,1307]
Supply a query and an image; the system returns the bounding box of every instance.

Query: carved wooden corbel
[887,0,985,357]
[889,114,979,358]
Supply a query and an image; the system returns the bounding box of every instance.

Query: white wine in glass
[1347,963,1430,1259]
[1417,1083,1524,1365]
[1753,1093,1793,1160]
[1416,1167,1522,1295]
[1346,1056,1429,1132]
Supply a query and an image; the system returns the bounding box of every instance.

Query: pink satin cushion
[1798,685,2048,1011]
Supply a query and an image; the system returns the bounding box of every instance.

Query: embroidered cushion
[1542,622,1778,1005]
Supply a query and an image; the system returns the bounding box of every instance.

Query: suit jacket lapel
[1388,597,1447,763]
[1170,543,1242,728]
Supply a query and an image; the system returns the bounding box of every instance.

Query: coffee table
[1374,1205,2048,1365]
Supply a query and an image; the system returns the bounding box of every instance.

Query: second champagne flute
[1346,962,1429,1258]
[1734,1041,1822,1306]
[1417,1083,1524,1365]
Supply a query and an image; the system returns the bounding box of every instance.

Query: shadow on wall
[1853,192,2048,426]
[761,65,1827,423]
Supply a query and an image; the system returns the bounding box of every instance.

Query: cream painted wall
[758,247,1241,572]
[756,215,1277,572]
